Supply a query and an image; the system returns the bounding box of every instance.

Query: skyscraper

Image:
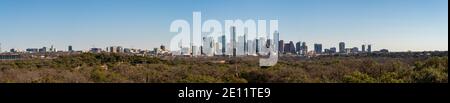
[289,41,296,54]
[221,35,226,55]
[362,45,366,52]
[314,43,323,54]
[244,33,248,55]
[68,45,73,52]
[278,40,284,54]
[273,31,279,54]
[368,45,372,53]
[339,42,345,53]
[295,42,301,54]
[231,26,236,57]
[255,38,259,54]
[301,42,307,55]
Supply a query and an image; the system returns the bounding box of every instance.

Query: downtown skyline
[0,0,448,52]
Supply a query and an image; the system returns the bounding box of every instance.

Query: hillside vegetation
[0,53,447,83]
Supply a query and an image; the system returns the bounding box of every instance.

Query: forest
[0,53,447,83]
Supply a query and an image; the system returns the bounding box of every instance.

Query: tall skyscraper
[302,42,307,55]
[339,42,345,53]
[273,31,279,54]
[221,35,226,55]
[278,40,284,54]
[368,45,372,53]
[68,45,73,52]
[231,26,236,57]
[314,43,323,54]
[362,45,366,52]
[255,38,259,54]
[289,41,296,54]
[295,42,301,54]
[244,33,248,55]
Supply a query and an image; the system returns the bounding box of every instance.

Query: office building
[231,26,236,57]
[278,40,284,54]
[295,41,301,54]
[351,47,359,53]
[330,47,337,53]
[301,42,307,55]
[289,41,296,54]
[314,43,322,54]
[368,45,372,53]
[68,45,73,52]
[221,35,226,55]
[339,42,345,53]
[362,45,366,52]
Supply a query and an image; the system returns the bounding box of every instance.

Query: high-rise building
[231,26,236,57]
[295,42,301,55]
[221,35,226,55]
[237,36,246,56]
[68,45,73,52]
[273,31,279,54]
[244,33,248,55]
[255,39,259,54]
[278,40,284,54]
[301,42,307,55]
[284,43,290,54]
[324,49,330,54]
[368,45,372,53]
[339,42,345,53]
[289,41,296,54]
[314,43,323,54]
[361,45,366,52]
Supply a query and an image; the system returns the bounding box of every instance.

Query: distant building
[90,48,102,53]
[330,47,337,53]
[231,26,236,57]
[295,42,302,55]
[39,47,47,53]
[68,45,73,52]
[368,45,372,53]
[351,47,359,53]
[26,48,39,53]
[221,35,226,55]
[361,45,366,52]
[0,54,20,60]
[289,41,296,54]
[380,49,389,53]
[301,42,308,55]
[339,42,345,53]
[278,40,284,54]
[273,31,279,54]
[324,49,330,54]
[314,44,323,54]
[108,46,123,53]
[10,48,17,53]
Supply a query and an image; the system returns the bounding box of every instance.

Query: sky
[0,0,448,52]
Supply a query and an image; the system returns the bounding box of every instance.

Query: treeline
[0,53,447,83]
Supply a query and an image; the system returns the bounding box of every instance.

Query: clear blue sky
[0,0,448,52]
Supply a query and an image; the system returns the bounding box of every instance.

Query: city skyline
[0,0,448,52]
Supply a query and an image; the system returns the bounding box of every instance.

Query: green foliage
[343,72,377,83]
[0,53,447,83]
